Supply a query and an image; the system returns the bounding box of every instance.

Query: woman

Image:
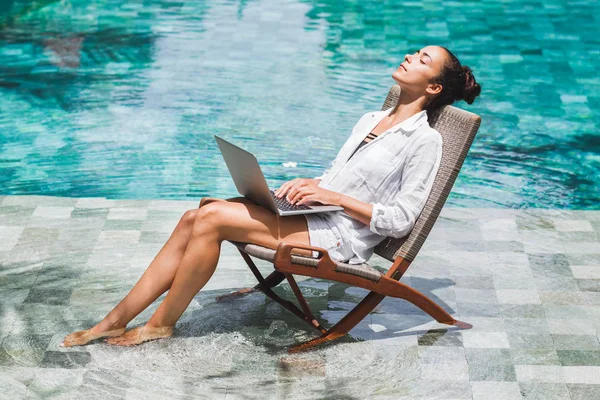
[62,45,480,347]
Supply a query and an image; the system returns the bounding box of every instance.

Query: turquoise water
[0,0,598,209]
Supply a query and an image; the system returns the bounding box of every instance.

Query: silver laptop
[214,135,344,216]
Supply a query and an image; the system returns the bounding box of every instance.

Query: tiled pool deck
[1,195,599,399]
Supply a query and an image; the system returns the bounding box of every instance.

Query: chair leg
[288,292,385,353]
[400,287,470,327]
[378,276,472,329]
[215,270,285,302]
[215,243,286,302]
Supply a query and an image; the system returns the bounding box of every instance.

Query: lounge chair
[200,84,482,352]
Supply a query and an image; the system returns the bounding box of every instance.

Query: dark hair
[424,46,481,117]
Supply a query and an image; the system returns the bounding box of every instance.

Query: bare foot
[105,325,173,346]
[60,328,126,347]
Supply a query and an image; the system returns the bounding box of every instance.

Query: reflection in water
[0,0,598,208]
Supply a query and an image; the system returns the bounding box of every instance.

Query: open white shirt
[313,107,443,264]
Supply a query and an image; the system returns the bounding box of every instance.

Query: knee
[191,203,223,236]
[182,209,200,225]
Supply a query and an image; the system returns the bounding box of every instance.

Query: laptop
[214,135,344,216]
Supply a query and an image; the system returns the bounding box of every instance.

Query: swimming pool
[1,0,598,209]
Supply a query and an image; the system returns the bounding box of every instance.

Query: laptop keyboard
[269,190,312,211]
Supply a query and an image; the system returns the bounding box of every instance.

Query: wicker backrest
[373,85,482,263]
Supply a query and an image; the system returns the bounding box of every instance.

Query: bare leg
[106,200,311,346]
[61,197,250,347]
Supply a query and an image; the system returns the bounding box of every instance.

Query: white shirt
[313,107,443,265]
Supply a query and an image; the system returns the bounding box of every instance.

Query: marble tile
[563,366,600,384]
[557,350,600,367]
[106,208,148,220]
[519,382,570,400]
[570,265,600,279]
[465,348,516,381]
[551,219,594,232]
[0,226,24,252]
[507,333,555,350]
[547,319,596,335]
[470,381,522,400]
[497,289,541,305]
[538,291,584,305]
[462,331,510,349]
[567,383,600,400]
[514,365,564,383]
[511,348,560,366]
[32,206,74,219]
[551,334,600,351]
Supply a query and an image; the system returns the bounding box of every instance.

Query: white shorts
[303,213,354,262]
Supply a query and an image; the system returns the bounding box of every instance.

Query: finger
[280,179,301,197]
[297,194,316,205]
[275,183,290,197]
[287,184,301,201]
[290,187,310,204]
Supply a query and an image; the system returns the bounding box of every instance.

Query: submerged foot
[105,325,173,346]
[60,327,126,347]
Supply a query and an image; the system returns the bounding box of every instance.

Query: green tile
[511,348,561,366]
[567,384,600,400]
[457,302,502,318]
[507,333,555,349]
[417,329,463,347]
[501,304,546,318]
[465,348,516,381]
[70,208,110,219]
[519,382,570,400]
[551,335,600,351]
[558,350,600,366]
[577,279,600,292]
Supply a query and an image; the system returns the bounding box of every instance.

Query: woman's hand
[275,179,342,207]
[274,178,319,199]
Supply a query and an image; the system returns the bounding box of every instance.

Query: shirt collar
[371,108,428,134]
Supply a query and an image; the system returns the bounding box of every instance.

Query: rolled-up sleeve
[369,136,442,238]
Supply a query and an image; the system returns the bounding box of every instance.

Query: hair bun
[461,65,481,105]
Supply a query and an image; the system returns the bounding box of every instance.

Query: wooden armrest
[274,242,337,272]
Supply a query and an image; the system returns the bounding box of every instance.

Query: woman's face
[392,45,447,97]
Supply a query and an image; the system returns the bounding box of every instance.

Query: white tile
[515,365,564,383]
[461,331,510,348]
[564,242,599,254]
[74,197,113,208]
[97,230,141,244]
[482,229,521,241]
[570,265,600,279]
[32,206,73,218]
[480,218,519,232]
[106,208,148,220]
[496,290,541,305]
[455,288,499,304]
[0,226,23,252]
[551,219,594,232]
[461,317,506,332]
[563,366,600,384]
[147,200,189,212]
[470,381,522,400]
[419,362,469,381]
